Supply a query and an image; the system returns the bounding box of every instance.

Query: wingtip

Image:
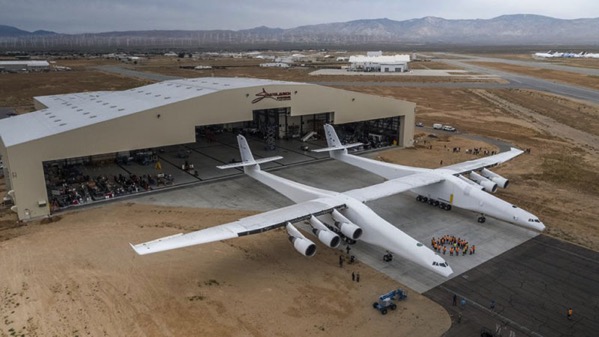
[129,243,143,255]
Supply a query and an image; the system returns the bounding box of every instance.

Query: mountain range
[1,14,599,51]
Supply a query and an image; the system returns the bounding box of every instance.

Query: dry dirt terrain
[0,204,449,337]
[1,55,599,336]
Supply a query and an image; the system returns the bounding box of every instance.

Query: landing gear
[416,195,428,203]
[477,216,486,223]
[439,203,452,211]
[417,195,452,211]
[383,252,393,262]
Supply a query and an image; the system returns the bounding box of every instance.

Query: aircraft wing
[440,147,524,174]
[130,198,345,255]
[343,172,444,203]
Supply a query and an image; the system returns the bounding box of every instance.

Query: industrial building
[0,60,50,72]
[348,54,410,73]
[0,77,416,220]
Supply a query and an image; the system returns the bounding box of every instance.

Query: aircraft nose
[535,222,546,231]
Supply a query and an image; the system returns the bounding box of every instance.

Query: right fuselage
[412,171,545,231]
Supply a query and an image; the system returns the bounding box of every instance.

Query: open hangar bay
[0,77,414,221]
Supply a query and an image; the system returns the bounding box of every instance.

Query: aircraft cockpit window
[432,262,448,268]
[417,243,423,247]
[439,263,447,267]
[512,205,518,208]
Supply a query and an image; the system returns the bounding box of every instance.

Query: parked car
[442,125,456,132]
[416,122,424,127]
[433,123,443,129]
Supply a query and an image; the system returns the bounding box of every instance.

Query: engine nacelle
[331,210,363,240]
[286,223,316,257]
[469,171,498,193]
[314,229,341,248]
[309,216,341,248]
[338,222,363,240]
[480,168,509,188]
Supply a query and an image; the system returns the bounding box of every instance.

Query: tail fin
[311,124,362,154]
[217,135,282,171]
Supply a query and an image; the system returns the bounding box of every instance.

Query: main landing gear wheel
[478,216,486,223]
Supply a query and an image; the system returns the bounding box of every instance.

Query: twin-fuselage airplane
[315,124,545,232]
[131,135,453,277]
[131,125,545,277]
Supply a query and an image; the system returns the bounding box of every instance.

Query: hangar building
[348,54,410,73]
[0,60,50,72]
[0,77,416,220]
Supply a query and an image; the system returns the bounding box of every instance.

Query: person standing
[567,307,573,320]
[452,294,457,306]
[356,272,360,283]
[339,255,343,268]
[351,272,355,281]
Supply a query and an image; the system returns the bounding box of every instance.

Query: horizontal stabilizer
[311,143,362,153]
[217,156,283,169]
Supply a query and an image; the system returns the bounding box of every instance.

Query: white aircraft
[314,124,545,232]
[533,50,564,58]
[130,135,453,277]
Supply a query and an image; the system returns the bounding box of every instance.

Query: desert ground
[1,52,598,336]
[0,204,449,337]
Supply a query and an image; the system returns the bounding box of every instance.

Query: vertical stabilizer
[311,124,362,154]
[324,124,344,149]
[216,135,283,171]
[237,135,255,164]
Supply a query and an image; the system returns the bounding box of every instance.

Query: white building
[0,60,50,72]
[348,54,410,73]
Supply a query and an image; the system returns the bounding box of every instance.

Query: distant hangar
[0,77,416,220]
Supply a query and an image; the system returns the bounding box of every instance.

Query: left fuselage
[248,167,453,276]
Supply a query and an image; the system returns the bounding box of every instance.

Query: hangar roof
[0,77,304,148]
[0,60,50,67]
[349,55,410,63]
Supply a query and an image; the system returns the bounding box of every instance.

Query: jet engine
[469,171,498,193]
[309,216,341,248]
[480,168,509,188]
[331,210,363,240]
[286,223,317,257]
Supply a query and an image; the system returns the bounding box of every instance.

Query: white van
[433,123,443,130]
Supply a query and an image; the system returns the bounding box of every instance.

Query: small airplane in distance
[131,135,453,277]
[314,124,545,232]
[533,50,564,58]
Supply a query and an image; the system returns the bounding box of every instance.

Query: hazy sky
[2,0,599,33]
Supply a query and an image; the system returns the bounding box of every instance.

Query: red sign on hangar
[252,88,292,104]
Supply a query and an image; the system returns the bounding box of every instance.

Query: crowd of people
[431,235,476,256]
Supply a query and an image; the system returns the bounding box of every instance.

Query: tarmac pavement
[425,234,599,337]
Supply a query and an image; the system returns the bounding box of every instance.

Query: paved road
[426,235,599,337]
[438,58,599,104]
[438,52,599,76]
